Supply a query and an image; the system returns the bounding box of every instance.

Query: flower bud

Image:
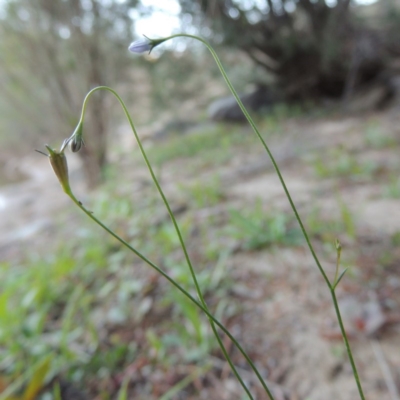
[45,145,71,194]
[128,38,153,54]
[64,121,84,153]
[128,36,167,54]
[70,135,84,153]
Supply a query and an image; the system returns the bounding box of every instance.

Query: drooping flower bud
[70,134,84,153]
[63,121,84,153]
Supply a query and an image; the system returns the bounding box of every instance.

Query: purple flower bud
[128,39,152,54]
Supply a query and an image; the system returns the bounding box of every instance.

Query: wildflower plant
[35,34,366,399]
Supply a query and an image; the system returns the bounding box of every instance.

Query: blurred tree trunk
[83,94,108,188]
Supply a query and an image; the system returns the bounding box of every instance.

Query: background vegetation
[1,0,400,399]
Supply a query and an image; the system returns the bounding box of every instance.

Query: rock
[387,74,400,107]
[208,84,279,122]
[153,120,195,140]
[344,83,390,113]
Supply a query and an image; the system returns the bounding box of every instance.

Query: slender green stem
[330,289,365,397]
[71,86,272,399]
[157,34,366,400]
[65,188,268,395]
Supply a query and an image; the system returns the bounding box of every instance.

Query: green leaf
[53,382,62,400]
[22,356,52,400]
[117,377,130,400]
[333,268,348,290]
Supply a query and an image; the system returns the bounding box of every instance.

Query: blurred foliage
[145,45,264,119]
[179,175,225,208]
[146,123,258,168]
[0,179,235,398]
[308,146,380,181]
[226,199,302,250]
[0,0,141,186]
[306,201,357,244]
[178,0,400,103]
[0,0,137,139]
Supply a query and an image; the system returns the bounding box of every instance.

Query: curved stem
[72,86,272,399]
[156,34,366,400]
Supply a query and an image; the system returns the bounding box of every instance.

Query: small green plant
[255,102,306,136]
[151,217,192,254]
[147,123,255,167]
[306,198,356,243]
[179,175,225,208]
[364,121,396,149]
[227,200,301,250]
[338,198,356,239]
[391,231,400,246]
[310,146,378,180]
[383,175,400,198]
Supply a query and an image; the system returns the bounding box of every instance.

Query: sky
[0,0,381,38]
[134,0,182,38]
[134,0,380,38]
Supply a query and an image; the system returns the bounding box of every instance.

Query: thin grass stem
[330,289,365,397]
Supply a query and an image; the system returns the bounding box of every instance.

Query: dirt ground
[1,108,400,399]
